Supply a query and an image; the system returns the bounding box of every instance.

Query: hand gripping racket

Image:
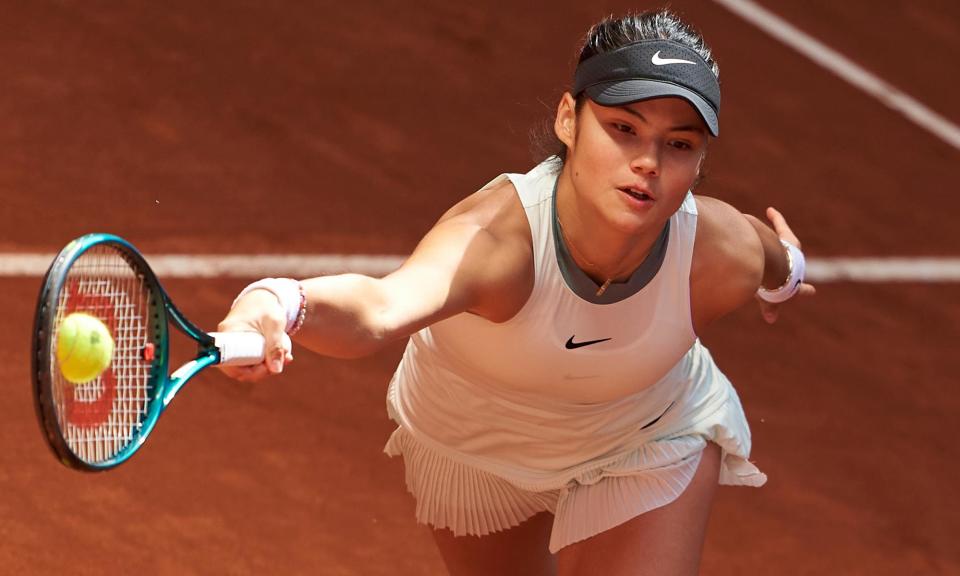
[31,233,289,471]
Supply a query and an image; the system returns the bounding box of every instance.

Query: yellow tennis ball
[56,312,115,384]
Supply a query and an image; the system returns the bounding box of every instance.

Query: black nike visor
[572,39,721,136]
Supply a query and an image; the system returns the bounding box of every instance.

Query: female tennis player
[219,10,814,576]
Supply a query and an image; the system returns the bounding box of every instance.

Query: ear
[692,149,708,189]
[554,92,578,148]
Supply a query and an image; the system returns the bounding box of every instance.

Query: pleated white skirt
[383,339,767,552]
[386,426,721,553]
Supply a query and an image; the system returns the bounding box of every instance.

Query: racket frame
[32,233,224,471]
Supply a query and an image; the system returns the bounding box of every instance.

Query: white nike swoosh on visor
[651,51,696,66]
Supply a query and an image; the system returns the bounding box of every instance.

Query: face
[554,94,708,235]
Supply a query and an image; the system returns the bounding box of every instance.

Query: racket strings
[51,246,157,464]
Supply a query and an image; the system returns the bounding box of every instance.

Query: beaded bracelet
[232,278,307,334]
[289,281,307,335]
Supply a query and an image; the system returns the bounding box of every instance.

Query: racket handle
[210,331,292,366]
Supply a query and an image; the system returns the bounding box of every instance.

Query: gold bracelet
[763,240,793,292]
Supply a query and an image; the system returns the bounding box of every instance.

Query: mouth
[619,187,654,203]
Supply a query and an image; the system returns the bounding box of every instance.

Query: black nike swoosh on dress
[565,336,612,349]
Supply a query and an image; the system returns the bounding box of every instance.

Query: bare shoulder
[440,176,530,238]
[690,195,764,331]
[414,176,534,322]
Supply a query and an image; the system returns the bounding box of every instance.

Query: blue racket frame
[33,233,224,471]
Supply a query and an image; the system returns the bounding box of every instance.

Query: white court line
[714,0,960,151]
[2,253,959,282]
[0,254,407,279]
[806,258,960,282]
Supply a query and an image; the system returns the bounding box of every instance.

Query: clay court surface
[1,1,958,574]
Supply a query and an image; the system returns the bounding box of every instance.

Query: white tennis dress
[385,158,766,552]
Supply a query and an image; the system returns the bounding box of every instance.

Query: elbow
[321,311,390,359]
[318,333,386,359]
[298,274,395,359]
[336,298,397,359]
[338,326,389,359]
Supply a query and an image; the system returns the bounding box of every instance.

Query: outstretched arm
[217,183,532,380]
[691,197,815,333]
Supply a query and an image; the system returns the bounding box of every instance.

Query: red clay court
[1,1,958,574]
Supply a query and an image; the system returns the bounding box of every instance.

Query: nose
[630,141,660,177]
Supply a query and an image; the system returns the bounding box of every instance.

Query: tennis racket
[31,233,289,471]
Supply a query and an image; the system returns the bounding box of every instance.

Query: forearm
[227,209,509,361]
[745,214,790,289]
[296,274,392,359]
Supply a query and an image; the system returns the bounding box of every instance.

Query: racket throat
[165,354,219,406]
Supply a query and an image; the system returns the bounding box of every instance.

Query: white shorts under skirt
[385,426,714,553]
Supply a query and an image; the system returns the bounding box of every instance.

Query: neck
[555,168,664,288]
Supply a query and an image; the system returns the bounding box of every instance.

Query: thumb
[265,329,292,374]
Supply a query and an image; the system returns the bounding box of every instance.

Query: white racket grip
[210,331,292,366]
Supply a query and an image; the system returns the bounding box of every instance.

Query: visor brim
[585,80,719,136]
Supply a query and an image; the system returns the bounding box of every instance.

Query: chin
[608,210,659,235]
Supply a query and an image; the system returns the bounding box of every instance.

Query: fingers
[219,364,272,383]
[757,209,814,324]
[765,206,786,231]
[216,334,292,381]
[765,207,801,248]
[217,288,293,381]
[756,281,816,324]
[762,307,779,324]
[756,298,779,324]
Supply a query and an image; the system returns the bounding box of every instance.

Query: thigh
[432,511,557,576]
[556,442,722,576]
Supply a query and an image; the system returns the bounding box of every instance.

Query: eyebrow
[617,106,707,135]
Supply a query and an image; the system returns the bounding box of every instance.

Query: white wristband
[757,240,805,304]
[232,278,304,333]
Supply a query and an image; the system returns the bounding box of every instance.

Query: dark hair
[530,9,719,163]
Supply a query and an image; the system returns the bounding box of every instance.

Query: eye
[611,123,635,135]
[668,139,694,151]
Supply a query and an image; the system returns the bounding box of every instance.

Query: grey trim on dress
[551,178,670,305]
